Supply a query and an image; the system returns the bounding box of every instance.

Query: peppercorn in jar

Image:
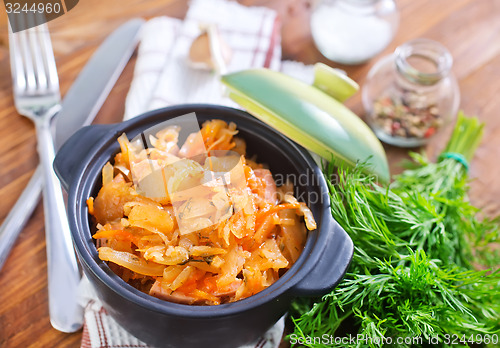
[362,39,460,147]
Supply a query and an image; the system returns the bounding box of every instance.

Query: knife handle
[36,116,83,333]
[0,166,43,271]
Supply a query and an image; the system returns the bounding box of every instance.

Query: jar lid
[221,63,390,183]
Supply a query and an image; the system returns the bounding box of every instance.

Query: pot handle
[290,212,354,297]
[54,124,115,191]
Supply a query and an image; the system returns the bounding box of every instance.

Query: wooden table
[1,0,499,346]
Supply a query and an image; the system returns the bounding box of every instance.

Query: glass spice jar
[362,38,460,147]
[310,0,399,65]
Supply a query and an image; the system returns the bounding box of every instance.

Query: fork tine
[9,10,61,122]
[17,26,37,93]
[8,24,27,94]
[9,15,59,98]
[28,16,48,90]
[38,24,59,94]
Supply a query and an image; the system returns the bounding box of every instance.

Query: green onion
[443,111,484,163]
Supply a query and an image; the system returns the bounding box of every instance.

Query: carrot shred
[92,230,139,244]
[190,289,220,305]
[87,197,94,215]
[253,214,278,245]
[255,203,300,228]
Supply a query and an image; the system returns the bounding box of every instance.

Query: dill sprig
[290,113,500,347]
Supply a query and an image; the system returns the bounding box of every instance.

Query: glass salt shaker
[362,38,460,147]
[310,0,399,65]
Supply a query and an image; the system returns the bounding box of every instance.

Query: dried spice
[372,95,443,139]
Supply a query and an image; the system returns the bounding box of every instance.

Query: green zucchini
[221,64,390,183]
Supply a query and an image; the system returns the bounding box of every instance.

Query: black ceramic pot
[54,104,353,348]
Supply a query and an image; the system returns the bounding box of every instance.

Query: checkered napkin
[79,0,315,347]
[124,0,314,120]
[78,277,285,348]
[124,0,282,119]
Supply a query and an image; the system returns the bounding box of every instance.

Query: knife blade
[55,18,144,148]
[0,18,145,272]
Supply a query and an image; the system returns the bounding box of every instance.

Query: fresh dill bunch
[291,250,500,348]
[391,151,500,268]
[290,113,500,347]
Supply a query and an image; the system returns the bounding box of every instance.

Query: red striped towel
[124,0,282,120]
[78,277,285,348]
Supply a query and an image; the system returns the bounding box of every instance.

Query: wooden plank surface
[0,0,499,346]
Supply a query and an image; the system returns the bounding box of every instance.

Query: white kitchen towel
[124,0,282,120]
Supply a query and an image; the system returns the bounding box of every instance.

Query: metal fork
[8,21,83,332]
